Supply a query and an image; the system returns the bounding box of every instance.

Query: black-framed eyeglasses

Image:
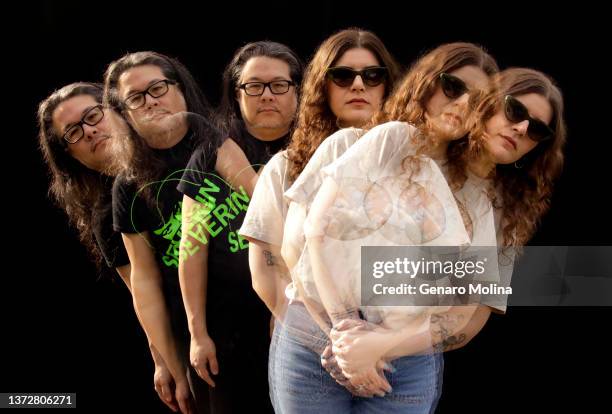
[504,95,554,142]
[63,105,105,144]
[123,79,177,110]
[238,80,295,96]
[326,66,388,87]
[439,73,469,100]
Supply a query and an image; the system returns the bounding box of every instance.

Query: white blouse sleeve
[239,152,289,246]
[284,127,362,206]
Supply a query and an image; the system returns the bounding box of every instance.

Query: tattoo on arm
[330,306,361,323]
[261,249,292,284]
[431,313,467,352]
[263,250,275,266]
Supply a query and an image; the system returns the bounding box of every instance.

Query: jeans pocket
[276,333,328,402]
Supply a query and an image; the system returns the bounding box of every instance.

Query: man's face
[118,64,188,147]
[236,56,297,140]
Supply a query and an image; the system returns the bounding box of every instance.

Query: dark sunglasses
[438,73,469,100]
[326,66,388,87]
[504,95,554,142]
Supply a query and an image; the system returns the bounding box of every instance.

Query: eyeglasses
[326,66,388,87]
[123,79,177,110]
[438,73,469,100]
[63,105,105,144]
[238,80,295,96]
[504,95,554,142]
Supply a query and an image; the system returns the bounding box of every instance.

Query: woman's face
[483,93,553,164]
[52,94,115,172]
[327,47,386,128]
[425,65,490,141]
[117,64,187,146]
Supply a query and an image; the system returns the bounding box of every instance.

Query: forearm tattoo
[330,306,361,323]
[431,313,467,352]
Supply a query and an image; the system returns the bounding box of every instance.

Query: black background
[3,1,610,412]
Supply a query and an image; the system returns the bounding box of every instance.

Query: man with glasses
[176,41,303,413]
[105,51,223,414]
[38,82,185,412]
[234,69,298,144]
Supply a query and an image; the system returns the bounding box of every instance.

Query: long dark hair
[104,51,219,189]
[37,82,108,265]
[286,28,401,181]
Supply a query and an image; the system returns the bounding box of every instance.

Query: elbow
[454,331,479,351]
[445,308,491,352]
[251,272,276,308]
[251,274,266,299]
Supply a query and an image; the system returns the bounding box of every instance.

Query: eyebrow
[124,78,163,97]
[243,76,290,82]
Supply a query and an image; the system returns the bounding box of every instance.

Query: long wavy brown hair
[461,68,566,246]
[286,28,401,181]
[371,42,499,193]
[373,42,498,133]
[37,82,108,265]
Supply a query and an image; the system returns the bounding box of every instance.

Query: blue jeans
[269,303,444,414]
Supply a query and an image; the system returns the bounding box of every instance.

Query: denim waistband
[277,302,329,354]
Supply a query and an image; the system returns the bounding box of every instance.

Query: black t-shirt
[92,176,129,269]
[112,124,220,340]
[226,119,289,169]
[177,124,288,337]
[112,129,218,262]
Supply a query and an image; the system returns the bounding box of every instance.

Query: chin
[435,120,464,136]
[492,150,516,165]
[254,120,285,130]
[343,113,370,126]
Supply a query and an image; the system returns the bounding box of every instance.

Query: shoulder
[336,121,415,162]
[262,150,290,178]
[368,121,416,140]
[112,174,135,197]
[189,137,220,170]
[254,150,292,196]
[321,128,362,153]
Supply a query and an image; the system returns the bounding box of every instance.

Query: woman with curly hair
[469,68,565,248]
[295,66,565,413]
[279,41,499,413]
[238,28,400,409]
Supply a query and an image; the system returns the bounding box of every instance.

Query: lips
[347,98,368,104]
[500,134,517,150]
[257,107,279,113]
[144,110,170,121]
[92,136,110,153]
